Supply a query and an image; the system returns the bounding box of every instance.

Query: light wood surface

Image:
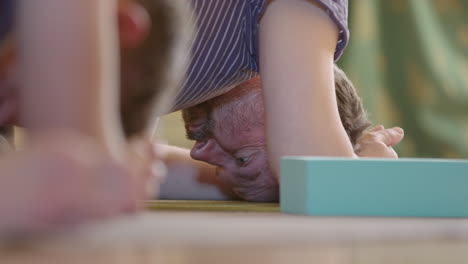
[2,206,468,263]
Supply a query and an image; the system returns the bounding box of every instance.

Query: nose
[190,138,227,167]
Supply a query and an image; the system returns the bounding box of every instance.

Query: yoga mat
[146,200,280,212]
[281,157,468,217]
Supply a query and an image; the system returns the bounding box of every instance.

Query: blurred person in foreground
[0,0,189,235]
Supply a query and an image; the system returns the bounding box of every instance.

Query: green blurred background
[159,0,468,159]
[339,0,468,158]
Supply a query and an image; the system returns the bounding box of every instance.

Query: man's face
[183,78,279,202]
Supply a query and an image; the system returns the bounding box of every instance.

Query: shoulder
[264,0,349,60]
[308,0,349,60]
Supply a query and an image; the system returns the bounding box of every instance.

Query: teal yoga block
[280,157,468,217]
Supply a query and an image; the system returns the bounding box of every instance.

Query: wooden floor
[3,201,468,263]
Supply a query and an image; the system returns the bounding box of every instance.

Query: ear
[118,2,151,49]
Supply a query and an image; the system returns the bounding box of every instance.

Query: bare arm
[259,0,355,176]
[17,0,124,158]
[157,144,237,200]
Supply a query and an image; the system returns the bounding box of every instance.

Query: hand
[126,138,167,205]
[355,125,404,158]
[0,131,159,236]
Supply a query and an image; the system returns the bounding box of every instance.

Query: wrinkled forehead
[210,93,265,150]
[183,77,264,146]
[211,94,244,133]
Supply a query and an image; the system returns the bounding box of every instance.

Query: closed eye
[235,157,251,167]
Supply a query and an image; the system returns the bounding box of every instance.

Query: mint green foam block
[280,157,468,217]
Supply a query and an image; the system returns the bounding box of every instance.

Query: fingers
[368,125,384,132]
[388,146,399,158]
[356,126,404,159]
[127,138,166,200]
[374,127,404,147]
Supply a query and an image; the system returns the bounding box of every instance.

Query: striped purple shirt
[172,0,349,111]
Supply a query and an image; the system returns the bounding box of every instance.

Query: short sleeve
[173,0,261,111]
[312,0,349,61]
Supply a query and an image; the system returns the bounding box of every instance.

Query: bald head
[184,78,264,142]
[182,66,370,202]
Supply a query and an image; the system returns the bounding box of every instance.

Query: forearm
[160,144,217,182]
[17,0,123,156]
[157,144,237,200]
[260,0,355,175]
